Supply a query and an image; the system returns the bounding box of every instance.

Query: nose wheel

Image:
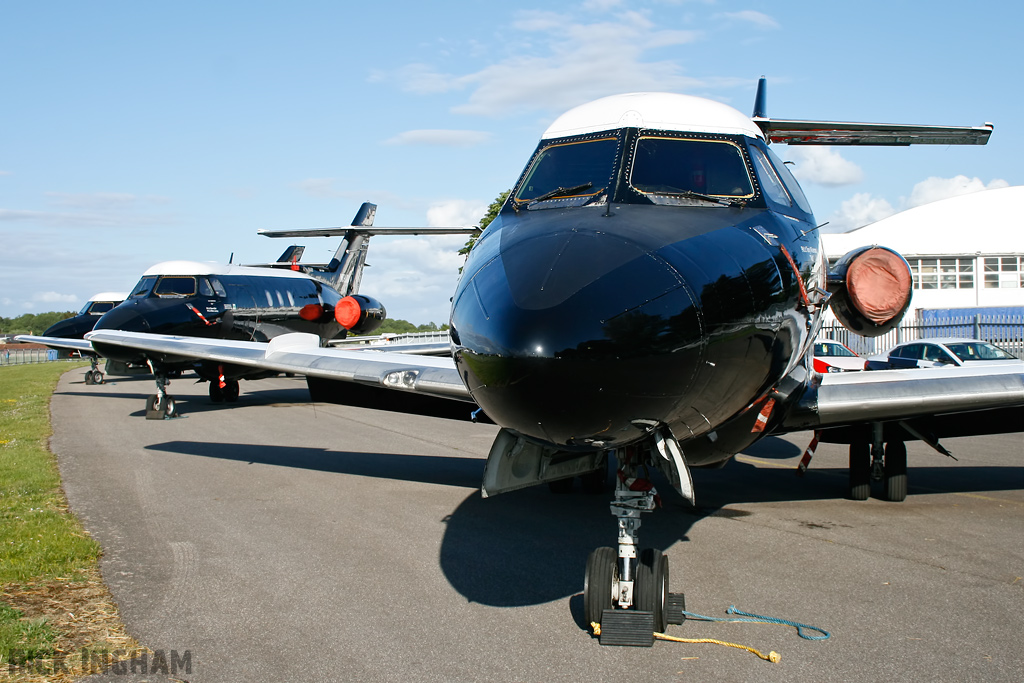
[584,447,684,646]
[145,367,178,419]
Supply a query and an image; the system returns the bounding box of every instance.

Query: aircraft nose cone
[451,227,703,447]
[94,304,151,333]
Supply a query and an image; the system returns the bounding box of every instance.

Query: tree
[458,190,509,272]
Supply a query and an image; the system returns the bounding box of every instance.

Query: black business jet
[20,202,477,417]
[83,79,1022,644]
[30,291,128,384]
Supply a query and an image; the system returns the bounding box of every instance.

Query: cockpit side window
[198,277,215,297]
[208,277,227,298]
[130,276,157,298]
[154,276,198,298]
[514,137,618,203]
[87,302,115,315]
[630,137,754,198]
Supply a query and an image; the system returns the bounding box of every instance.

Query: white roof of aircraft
[88,291,129,302]
[542,92,765,140]
[142,260,310,279]
[822,185,1024,257]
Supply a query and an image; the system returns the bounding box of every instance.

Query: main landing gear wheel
[849,442,870,500]
[884,441,908,502]
[635,548,669,633]
[584,546,616,628]
[223,379,240,403]
[209,382,224,403]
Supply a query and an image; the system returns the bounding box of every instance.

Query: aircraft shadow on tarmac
[146,436,1022,619]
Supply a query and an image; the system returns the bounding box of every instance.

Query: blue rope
[682,605,831,641]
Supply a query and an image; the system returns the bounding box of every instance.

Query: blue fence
[819,315,1024,358]
[0,347,63,366]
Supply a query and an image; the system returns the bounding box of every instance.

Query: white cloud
[33,291,79,304]
[426,199,489,227]
[716,10,780,30]
[821,192,896,233]
[905,175,1009,208]
[823,175,1010,233]
[383,129,492,147]
[784,147,863,187]
[378,10,711,118]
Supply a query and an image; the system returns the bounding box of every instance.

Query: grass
[0,363,142,681]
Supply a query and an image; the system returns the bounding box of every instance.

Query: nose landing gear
[584,445,686,646]
[145,366,178,420]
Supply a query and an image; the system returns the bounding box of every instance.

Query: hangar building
[821,185,1024,320]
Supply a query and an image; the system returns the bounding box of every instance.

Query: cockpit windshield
[129,276,157,298]
[154,276,198,298]
[81,301,116,315]
[514,137,617,204]
[630,137,753,199]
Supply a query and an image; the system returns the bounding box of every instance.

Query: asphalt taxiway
[48,367,1023,682]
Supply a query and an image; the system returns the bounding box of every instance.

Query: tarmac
[44,367,1023,682]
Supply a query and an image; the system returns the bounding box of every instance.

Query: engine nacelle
[827,246,912,337]
[334,294,387,335]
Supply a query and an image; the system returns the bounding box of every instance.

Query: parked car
[865,337,1021,370]
[813,340,865,372]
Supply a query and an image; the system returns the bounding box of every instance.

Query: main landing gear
[848,423,907,502]
[583,446,686,646]
[208,378,240,403]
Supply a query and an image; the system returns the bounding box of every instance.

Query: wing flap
[85,330,472,401]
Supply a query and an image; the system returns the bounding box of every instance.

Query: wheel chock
[666,592,686,625]
[599,609,655,647]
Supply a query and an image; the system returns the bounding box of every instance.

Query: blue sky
[2,1,1019,325]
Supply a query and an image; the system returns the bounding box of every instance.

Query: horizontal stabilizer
[755,118,993,146]
[259,226,480,238]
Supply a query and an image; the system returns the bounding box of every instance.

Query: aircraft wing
[14,334,96,354]
[754,118,994,146]
[84,330,471,401]
[781,364,1024,432]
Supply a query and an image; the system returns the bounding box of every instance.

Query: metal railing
[818,315,1024,358]
[0,348,64,366]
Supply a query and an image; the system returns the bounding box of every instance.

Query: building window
[983,255,1023,288]
[908,257,974,290]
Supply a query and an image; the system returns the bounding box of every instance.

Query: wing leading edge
[781,364,1024,432]
[84,330,472,402]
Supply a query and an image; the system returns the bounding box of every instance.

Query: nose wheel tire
[223,379,240,402]
[635,548,669,633]
[584,546,617,628]
[145,395,177,419]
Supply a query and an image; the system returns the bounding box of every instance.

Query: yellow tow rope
[590,622,781,663]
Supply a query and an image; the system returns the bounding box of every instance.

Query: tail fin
[258,202,479,295]
[275,245,306,265]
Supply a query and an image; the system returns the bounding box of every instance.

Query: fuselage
[42,292,127,339]
[450,93,826,463]
[92,261,348,365]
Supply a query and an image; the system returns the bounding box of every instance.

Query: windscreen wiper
[680,190,745,208]
[513,182,595,210]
